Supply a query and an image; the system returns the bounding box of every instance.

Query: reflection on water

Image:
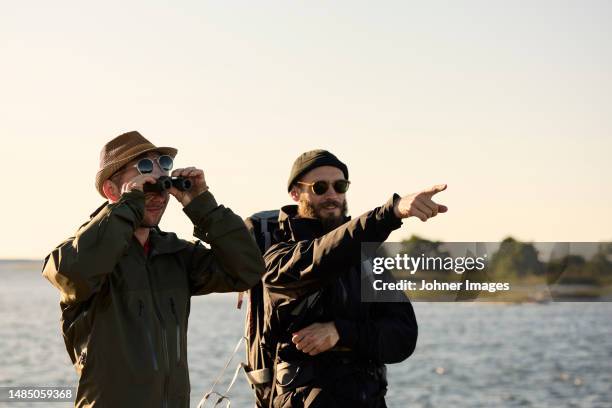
[1,261,611,407]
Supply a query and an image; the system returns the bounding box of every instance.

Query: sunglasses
[297,180,351,195]
[131,155,174,175]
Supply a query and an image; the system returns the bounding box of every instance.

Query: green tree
[488,237,544,278]
[583,252,612,282]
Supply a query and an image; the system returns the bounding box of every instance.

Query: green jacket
[42,190,265,408]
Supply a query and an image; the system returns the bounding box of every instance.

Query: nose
[150,160,169,178]
[150,168,164,179]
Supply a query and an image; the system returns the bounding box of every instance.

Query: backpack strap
[261,217,271,250]
[250,210,279,252]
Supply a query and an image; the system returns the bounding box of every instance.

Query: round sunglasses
[130,155,174,175]
[297,179,351,195]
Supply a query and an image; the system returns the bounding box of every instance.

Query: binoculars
[143,176,192,193]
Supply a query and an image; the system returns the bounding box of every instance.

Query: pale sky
[1,1,611,259]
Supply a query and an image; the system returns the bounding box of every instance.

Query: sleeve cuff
[334,319,358,349]
[378,194,403,230]
[183,190,218,225]
[107,190,145,226]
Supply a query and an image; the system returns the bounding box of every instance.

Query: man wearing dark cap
[262,149,448,407]
[42,131,265,408]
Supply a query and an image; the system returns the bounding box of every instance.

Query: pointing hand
[394,184,448,221]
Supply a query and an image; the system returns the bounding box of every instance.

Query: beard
[298,197,348,232]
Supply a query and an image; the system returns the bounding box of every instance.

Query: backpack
[242,210,325,408]
[198,210,321,408]
[242,210,282,408]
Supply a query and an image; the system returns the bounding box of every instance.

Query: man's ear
[102,179,121,203]
[289,186,300,203]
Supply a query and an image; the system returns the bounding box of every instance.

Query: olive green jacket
[42,190,265,408]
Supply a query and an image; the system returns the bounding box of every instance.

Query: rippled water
[1,261,611,407]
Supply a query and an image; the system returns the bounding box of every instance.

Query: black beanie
[287,149,349,192]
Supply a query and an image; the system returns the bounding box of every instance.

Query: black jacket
[262,195,418,406]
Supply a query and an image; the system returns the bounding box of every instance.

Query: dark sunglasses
[297,180,351,195]
[131,155,174,175]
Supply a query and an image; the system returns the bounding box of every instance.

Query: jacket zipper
[170,298,181,364]
[139,300,159,371]
[145,262,170,408]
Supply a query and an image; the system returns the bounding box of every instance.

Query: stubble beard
[141,194,167,228]
[140,215,162,229]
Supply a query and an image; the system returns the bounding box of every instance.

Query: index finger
[171,168,184,177]
[422,183,447,197]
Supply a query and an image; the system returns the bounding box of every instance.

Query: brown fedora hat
[95,131,178,198]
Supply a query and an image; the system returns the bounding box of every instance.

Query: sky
[1,0,611,259]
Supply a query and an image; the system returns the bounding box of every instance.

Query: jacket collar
[148,227,191,255]
[90,202,190,256]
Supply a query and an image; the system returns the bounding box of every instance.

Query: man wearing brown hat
[260,149,448,407]
[42,131,265,408]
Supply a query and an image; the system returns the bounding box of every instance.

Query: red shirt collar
[143,238,151,256]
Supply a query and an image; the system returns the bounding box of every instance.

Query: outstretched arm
[263,195,402,300]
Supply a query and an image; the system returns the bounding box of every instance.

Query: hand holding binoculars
[143,176,192,193]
